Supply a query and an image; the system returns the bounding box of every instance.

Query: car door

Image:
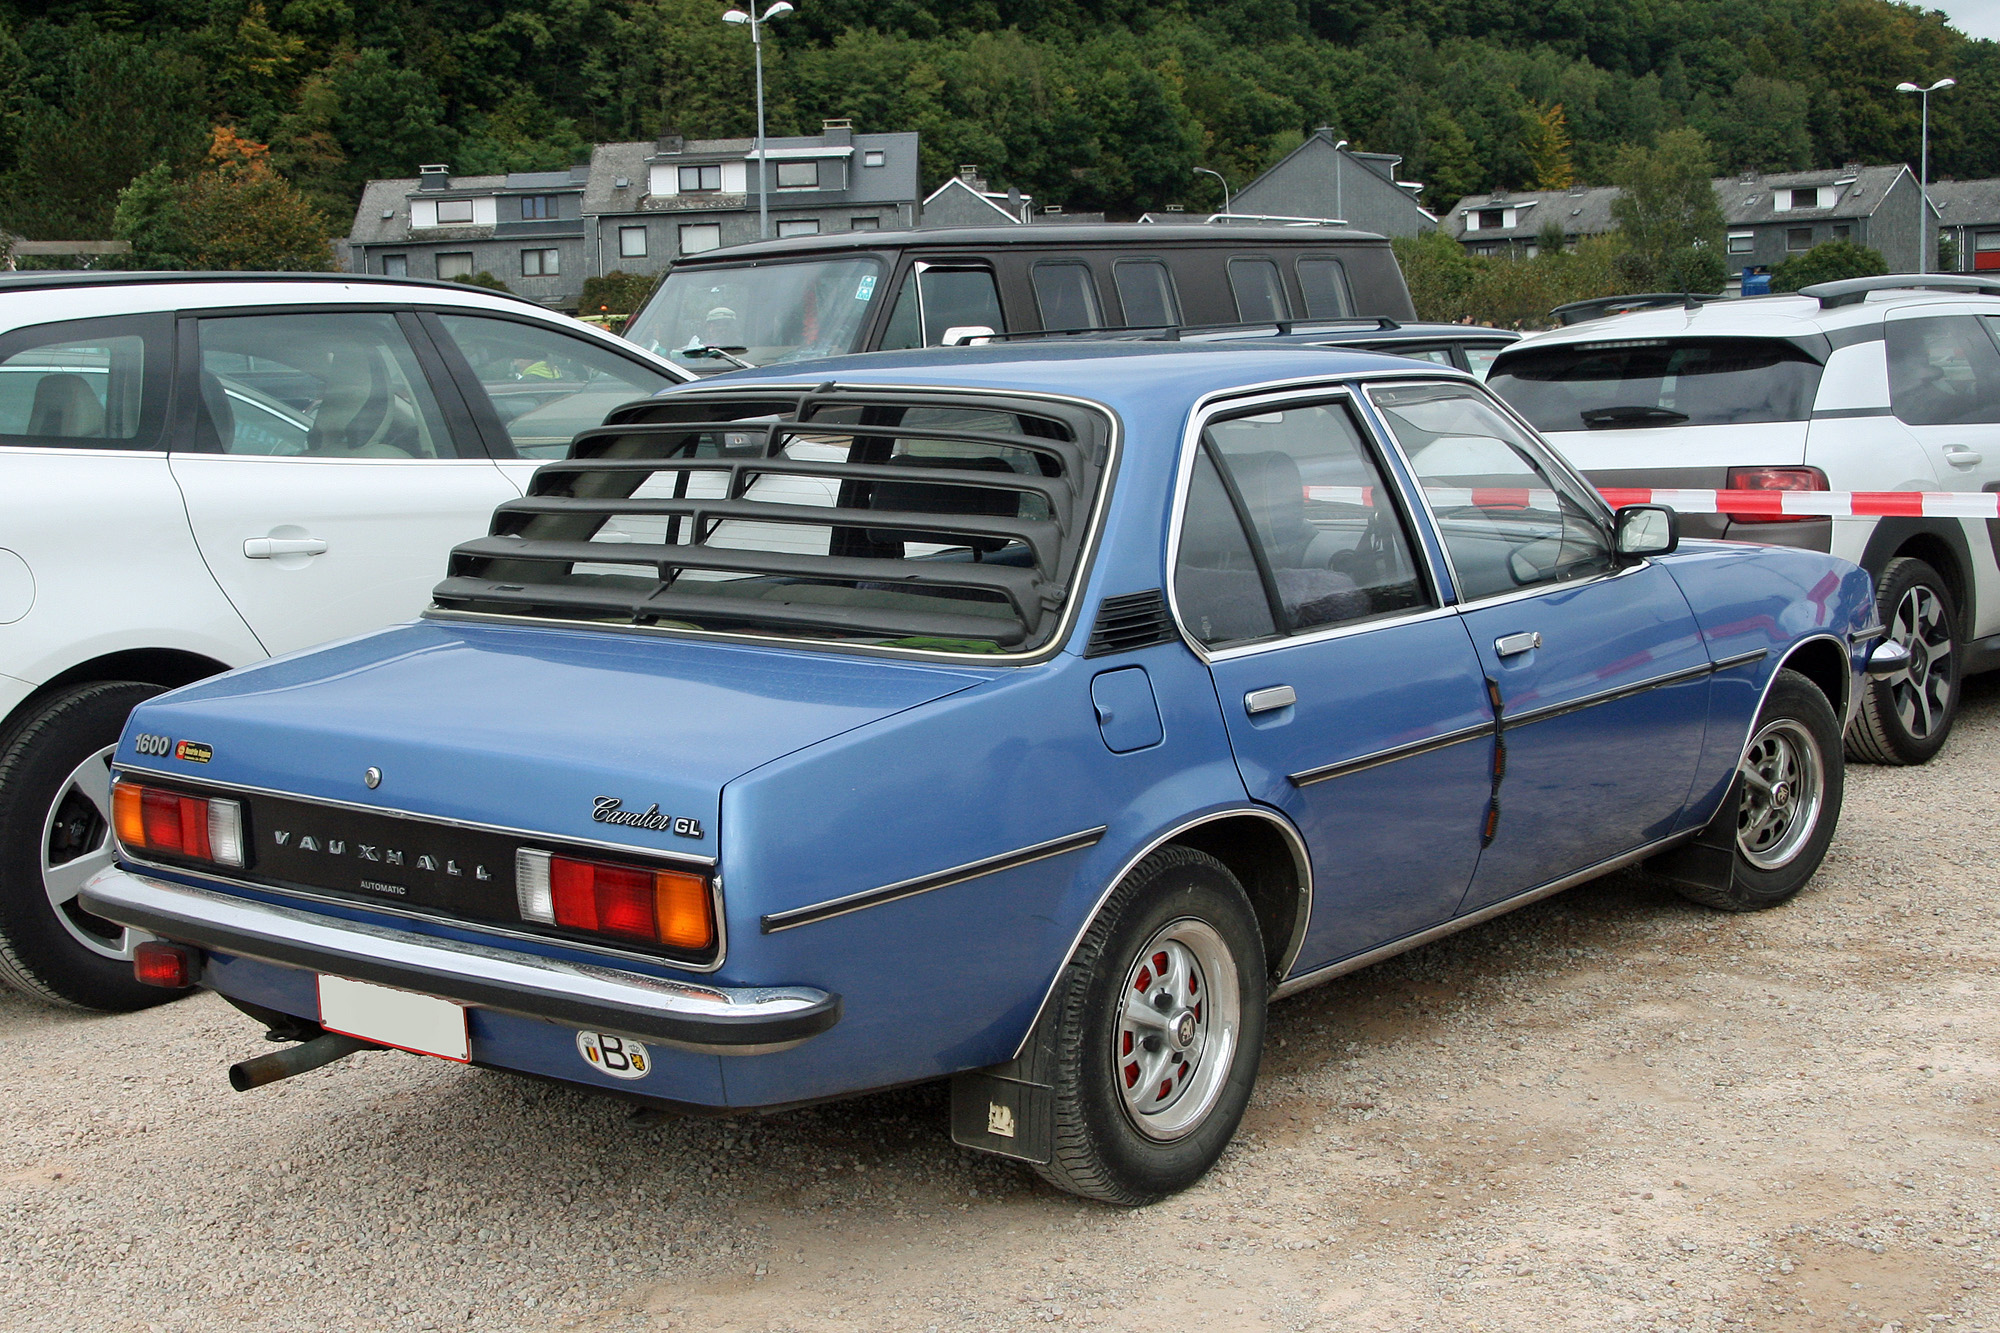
[168,308,519,656]
[1365,380,1711,914]
[1175,391,1495,976]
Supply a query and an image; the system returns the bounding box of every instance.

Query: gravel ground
[3,682,1997,1333]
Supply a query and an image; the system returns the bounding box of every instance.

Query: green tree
[1771,238,1889,292]
[114,128,334,271]
[111,163,190,268]
[1523,102,1574,190]
[1610,128,1729,294]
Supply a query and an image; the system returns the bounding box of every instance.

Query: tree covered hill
[0,0,1991,241]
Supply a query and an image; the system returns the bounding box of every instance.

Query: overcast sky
[1937,0,2000,41]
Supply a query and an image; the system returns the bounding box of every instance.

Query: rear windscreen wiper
[1580,405,1690,428]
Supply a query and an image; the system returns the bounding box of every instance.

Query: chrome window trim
[1162,378,1460,664]
[1007,806,1313,1061]
[760,826,1107,933]
[421,380,1122,668]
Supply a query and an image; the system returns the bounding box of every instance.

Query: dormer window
[776,160,819,190]
[1777,187,1827,211]
[519,195,556,220]
[679,164,722,193]
[436,199,474,225]
[1477,208,1506,230]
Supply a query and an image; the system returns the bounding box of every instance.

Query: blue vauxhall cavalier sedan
[80,344,1895,1204]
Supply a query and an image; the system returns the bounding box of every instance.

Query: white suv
[0,272,685,1010]
[1489,274,2000,768]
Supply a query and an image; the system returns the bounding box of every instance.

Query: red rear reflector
[1726,466,1829,523]
[133,941,198,989]
[545,854,715,952]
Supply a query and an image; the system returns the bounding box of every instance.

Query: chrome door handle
[243,537,328,559]
[1244,685,1296,714]
[1943,445,1983,467]
[1494,631,1542,657]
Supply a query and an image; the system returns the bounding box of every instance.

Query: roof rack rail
[0,269,553,308]
[1799,273,2000,308]
[1548,293,1725,326]
[964,316,1401,345]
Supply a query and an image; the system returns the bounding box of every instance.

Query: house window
[850,215,881,230]
[1834,224,1852,242]
[679,223,723,254]
[776,219,820,238]
[679,164,722,193]
[521,248,560,276]
[436,199,475,225]
[382,254,409,277]
[775,160,819,190]
[436,252,474,280]
[617,226,648,259]
[519,195,556,220]
[1727,232,1754,255]
[1477,208,1506,231]
[1787,227,1814,252]
[1793,188,1823,209]
[863,150,885,168]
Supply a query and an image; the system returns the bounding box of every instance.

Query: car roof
[672,222,1393,265]
[0,270,550,309]
[1508,285,2000,352]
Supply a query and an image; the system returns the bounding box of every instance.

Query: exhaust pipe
[229,1031,379,1091]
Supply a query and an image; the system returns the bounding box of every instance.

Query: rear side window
[1228,259,1290,321]
[0,314,169,449]
[1488,338,1824,433]
[1031,262,1103,331]
[1887,315,2000,426]
[1115,260,1181,326]
[1297,258,1352,317]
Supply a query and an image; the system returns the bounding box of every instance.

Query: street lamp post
[723,1,796,240]
[1330,138,1349,224]
[1897,76,1956,274]
[1193,167,1232,216]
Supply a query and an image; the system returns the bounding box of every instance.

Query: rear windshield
[1488,338,1823,432]
[433,390,1110,656]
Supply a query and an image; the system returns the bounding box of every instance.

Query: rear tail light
[514,849,714,952]
[1725,466,1830,523]
[111,779,245,868]
[133,941,200,989]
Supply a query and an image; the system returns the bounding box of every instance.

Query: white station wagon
[0,272,684,1010]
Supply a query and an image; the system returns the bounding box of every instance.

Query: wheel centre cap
[1771,780,1791,809]
[1171,1011,1197,1051]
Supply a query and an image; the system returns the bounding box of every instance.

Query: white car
[0,272,685,1010]
[1488,274,2000,767]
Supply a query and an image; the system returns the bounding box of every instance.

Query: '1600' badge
[576,1030,650,1080]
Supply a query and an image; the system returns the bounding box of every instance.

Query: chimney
[821,117,853,146]
[417,163,451,191]
[656,128,685,155]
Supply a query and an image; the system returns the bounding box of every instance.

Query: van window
[1115,260,1181,326]
[1487,338,1824,433]
[1228,259,1290,321]
[1297,258,1352,317]
[1888,315,2000,426]
[880,266,1005,350]
[1032,262,1104,331]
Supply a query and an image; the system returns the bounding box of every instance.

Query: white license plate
[317,974,469,1062]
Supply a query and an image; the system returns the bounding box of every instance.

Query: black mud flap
[1645,771,1743,896]
[949,1068,1054,1165]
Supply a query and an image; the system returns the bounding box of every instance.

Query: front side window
[1297,257,1351,317]
[775,160,820,190]
[436,252,474,280]
[521,248,559,277]
[880,266,1006,350]
[1370,382,1614,602]
[1228,258,1289,321]
[625,257,882,371]
[1888,315,2000,426]
[1175,399,1429,648]
[0,315,166,450]
[1487,338,1824,433]
[191,312,454,459]
[679,164,722,193]
[1114,259,1181,327]
[1031,261,1103,332]
[435,314,677,458]
[618,226,647,258]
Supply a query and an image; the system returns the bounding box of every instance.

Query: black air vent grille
[1085,589,1175,657]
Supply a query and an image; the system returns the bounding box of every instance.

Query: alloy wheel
[39,744,133,960]
[1113,918,1241,1141]
[1882,584,1955,740]
[1736,718,1826,871]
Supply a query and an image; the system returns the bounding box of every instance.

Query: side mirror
[940,325,996,347]
[1615,504,1678,557]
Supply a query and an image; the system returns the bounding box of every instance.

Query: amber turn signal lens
[654,870,714,951]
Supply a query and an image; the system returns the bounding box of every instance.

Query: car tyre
[0,681,174,1010]
[1849,556,1960,765]
[1673,669,1843,913]
[1033,845,1267,1205]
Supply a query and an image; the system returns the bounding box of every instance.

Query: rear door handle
[1943,445,1983,467]
[1244,685,1296,714]
[243,537,328,559]
[1494,631,1542,657]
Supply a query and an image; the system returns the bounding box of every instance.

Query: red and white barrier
[1301,485,2000,519]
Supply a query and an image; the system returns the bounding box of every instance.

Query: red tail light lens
[111,779,244,867]
[515,849,715,952]
[133,941,199,989]
[1725,466,1829,523]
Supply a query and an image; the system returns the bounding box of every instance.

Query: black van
[620,224,1415,373]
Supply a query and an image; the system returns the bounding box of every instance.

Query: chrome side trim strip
[760,826,1108,934]
[79,868,835,1054]
[1289,720,1494,787]
[1269,829,1696,1000]
[1501,659,1717,731]
[114,765,719,867]
[1711,647,1771,669]
[1848,624,1887,644]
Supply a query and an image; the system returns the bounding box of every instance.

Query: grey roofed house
[346,120,922,311]
[920,167,1033,227]
[1448,184,1622,254]
[1223,128,1438,238]
[1926,178,2000,273]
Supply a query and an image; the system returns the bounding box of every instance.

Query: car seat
[26,373,105,438]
